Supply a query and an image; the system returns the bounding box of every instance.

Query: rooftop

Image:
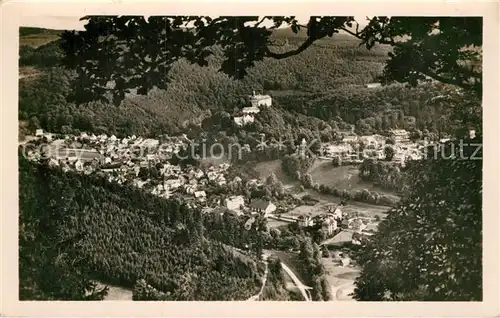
[250,199,272,210]
[249,91,271,100]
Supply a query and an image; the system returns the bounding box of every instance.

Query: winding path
[330,281,356,301]
[280,262,312,301]
[246,253,270,301]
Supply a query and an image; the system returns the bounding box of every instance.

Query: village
[20,90,449,249]
[18,91,462,303]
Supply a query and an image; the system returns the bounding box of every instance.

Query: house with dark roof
[297,214,314,227]
[249,199,276,217]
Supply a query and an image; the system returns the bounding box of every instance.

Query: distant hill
[19,25,393,137]
[19,25,461,138]
[19,27,63,48]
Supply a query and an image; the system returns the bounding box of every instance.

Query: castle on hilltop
[249,90,272,108]
[233,91,272,127]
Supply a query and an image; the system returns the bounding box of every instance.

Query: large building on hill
[389,129,410,143]
[249,91,272,107]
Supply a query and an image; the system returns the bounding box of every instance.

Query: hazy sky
[21,15,369,31]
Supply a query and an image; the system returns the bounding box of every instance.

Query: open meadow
[253,159,297,189]
[309,158,399,199]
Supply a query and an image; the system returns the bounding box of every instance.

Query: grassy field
[19,29,61,48]
[253,159,298,189]
[309,159,398,198]
[252,159,392,219]
[95,282,133,301]
[321,255,359,301]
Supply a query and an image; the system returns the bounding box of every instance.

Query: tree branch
[255,16,267,28]
[265,36,319,60]
[419,69,477,93]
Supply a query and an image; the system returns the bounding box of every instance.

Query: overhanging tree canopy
[59,16,482,105]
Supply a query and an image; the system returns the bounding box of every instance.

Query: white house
[67,156,78,163]
[164,178,182,190]
[234,114,255,126]
[242,106,260,115]
[389,129,410,143]
[225,195,245,212]
[216,176,227,186]
[249,199,276,217]
[392,152,407,167]
[35,129,44,137]
[342,134,359,143]
[297,214,314,227]
[43,133,54,142]
[142,139,160,148]
[249,91,272,107]
[194,169,204,179]
[206,171,218,181]
[327,206,343,221]
[133,179,148,189]
[185,184,197,194]
[194,190,207,201]
[75,160,84,172]
[365,83,382,89]
[232,176,242,183]
[322,217,338,236]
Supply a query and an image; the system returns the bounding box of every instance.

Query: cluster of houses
[293,205,380,247]
[25,130,236,204]
[222,195,277,218]
[297,205,344,236]
[25,130,285,228]
[314,129,428,167]
[233,91,272,127]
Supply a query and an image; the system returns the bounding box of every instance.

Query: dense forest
[19,154,270,300]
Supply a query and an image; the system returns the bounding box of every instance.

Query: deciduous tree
[60,16,482,105]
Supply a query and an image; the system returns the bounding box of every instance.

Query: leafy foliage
[59,16,481,105]
[297,238,332,300]
[353,137,482,301]
[359,159,411,193]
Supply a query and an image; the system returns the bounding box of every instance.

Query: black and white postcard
[1,1,499,317]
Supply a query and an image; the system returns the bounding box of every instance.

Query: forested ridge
[17,27,423,138]
[19,154,267,300]
[19,30,469,139]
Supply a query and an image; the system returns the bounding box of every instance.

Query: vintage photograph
[17,14,483,303]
